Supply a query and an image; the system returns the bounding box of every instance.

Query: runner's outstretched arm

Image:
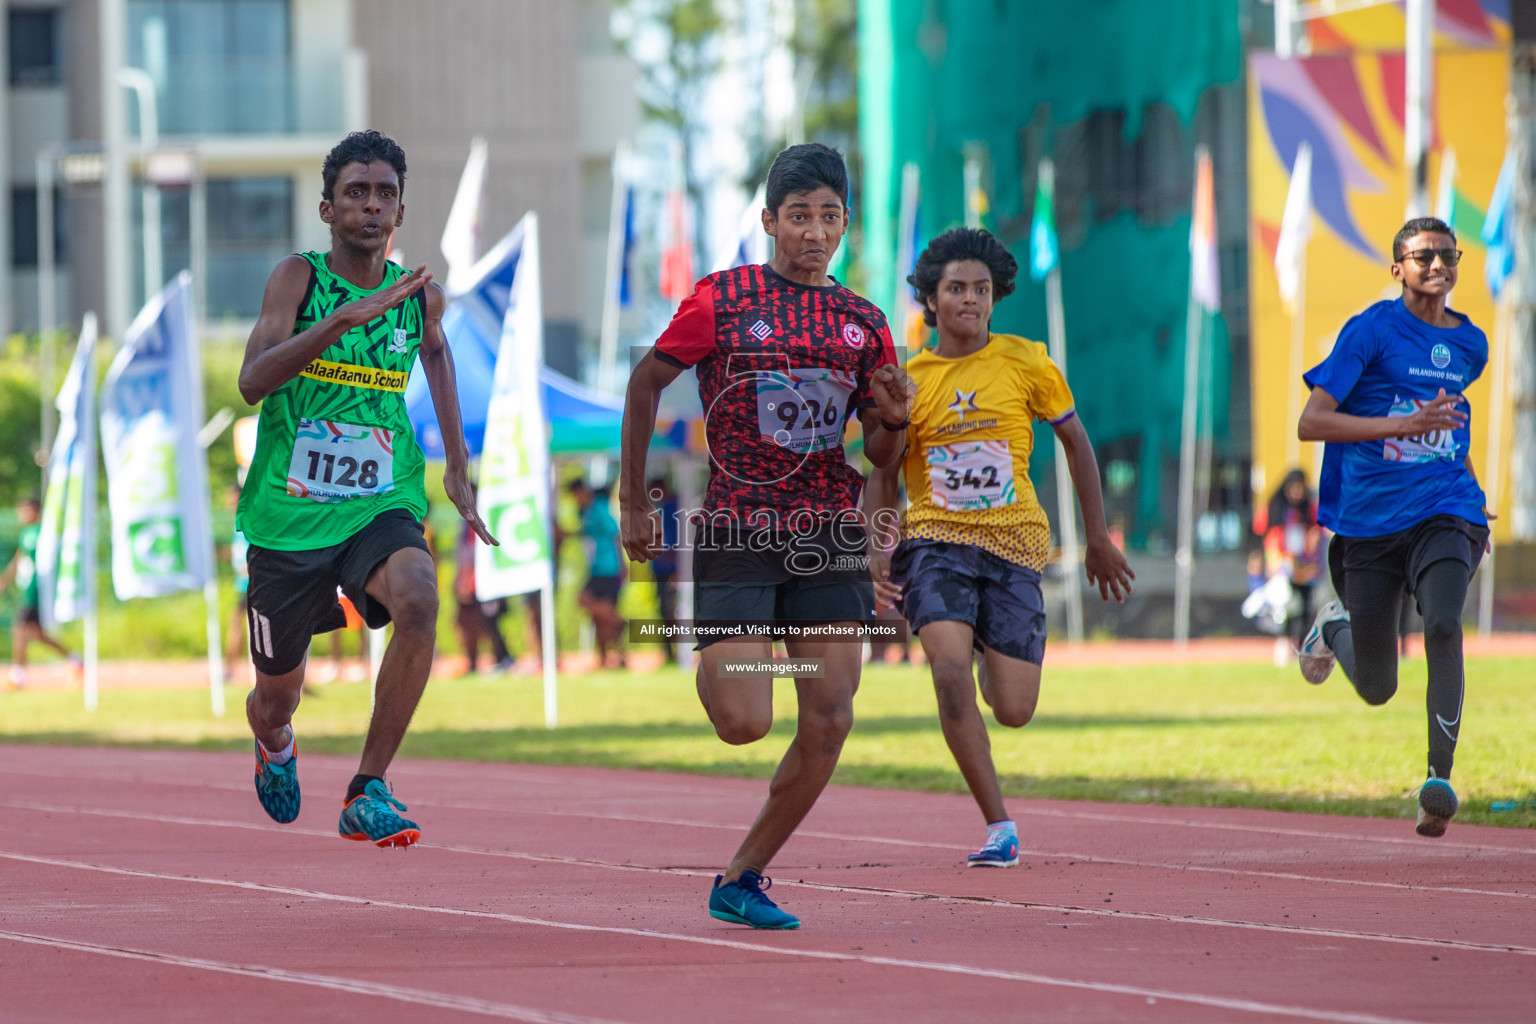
[1052,415,1133,603]
[238,257,431,404]
[419,280,495,546]
[619,350,684,563]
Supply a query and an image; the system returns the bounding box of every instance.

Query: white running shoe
[1297,599,1349,685]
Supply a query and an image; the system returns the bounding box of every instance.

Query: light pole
[36,150,58,469]
[119,66,163,302]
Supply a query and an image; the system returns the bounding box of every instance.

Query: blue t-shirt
[582,501,621,577]
[1303,299,1487,538]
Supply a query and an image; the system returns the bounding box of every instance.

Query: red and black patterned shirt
[655,264,897,522]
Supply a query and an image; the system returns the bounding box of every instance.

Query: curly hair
[321,130,408,201]
[907,228,1018,327]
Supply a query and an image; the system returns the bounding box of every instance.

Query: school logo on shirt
[947,389,980,421]
[842,323,865,348]
[390,328,409,354]
[1431,343,1451,369]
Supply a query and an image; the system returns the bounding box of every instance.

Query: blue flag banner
[1482,149,1515,299]
[1029,163,1060,283]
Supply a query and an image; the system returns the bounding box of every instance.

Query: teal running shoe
[1416,777,1459,838]
[338,778,420,848]
[253,738,300,824]
[967,828,1019,868]
[708,871,800,930]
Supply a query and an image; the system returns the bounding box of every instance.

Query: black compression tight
[1323,558,1470,780]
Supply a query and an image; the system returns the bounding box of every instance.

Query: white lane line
[0,851,1435,1024]
[0,929,631,1024]
[3,758,1533,857]
[1019,805,1536,854]
[435,802,1536,901]
[4,805,1534,958]
[8,785,1536,906]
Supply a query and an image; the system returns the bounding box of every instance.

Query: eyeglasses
[1397,248,1463,267]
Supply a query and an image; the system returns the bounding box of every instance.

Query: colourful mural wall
[1248,1,1515,538]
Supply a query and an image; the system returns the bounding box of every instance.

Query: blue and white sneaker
[338,778,420,848]
[1416,777,1459,838]
[967,827,1019,868]
[253,738,300,824]
[1298,599,1349,685]
[708,871,800,930]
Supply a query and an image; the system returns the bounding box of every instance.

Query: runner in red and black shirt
[621,143,915,930]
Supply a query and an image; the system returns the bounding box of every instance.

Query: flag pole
[597,140,631,397]
[1285,246,1307,470]
[1173,146,1213,645]
[82,314,100,712]
[541,585,558,728]
[1404,0,1434,217]
[1478,289,1512,636]
[1037,159,1084,643]
[895,162,920,326]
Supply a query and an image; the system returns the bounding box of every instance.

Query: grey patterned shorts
[891,539,1047,664]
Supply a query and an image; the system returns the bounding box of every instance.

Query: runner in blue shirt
[1296,217,1490,838]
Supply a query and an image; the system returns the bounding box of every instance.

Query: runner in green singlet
[236,130,496,846]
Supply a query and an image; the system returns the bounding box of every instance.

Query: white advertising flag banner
[475,213,554,599]
[100,271,214,599]
[37,314,99,626]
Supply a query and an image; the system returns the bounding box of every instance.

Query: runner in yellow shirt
[864,227,1134,866]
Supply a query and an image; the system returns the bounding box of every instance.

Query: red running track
[1,744,1532,1023]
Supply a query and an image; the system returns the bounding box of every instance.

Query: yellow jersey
[900,333,1075,571]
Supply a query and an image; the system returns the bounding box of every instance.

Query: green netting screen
[859,0,1246,544]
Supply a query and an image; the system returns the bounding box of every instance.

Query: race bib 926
[756,368,858,454]
[286,419,396,503]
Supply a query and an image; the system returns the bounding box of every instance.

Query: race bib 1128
[286,419,396,502]
[927,440,1016,511]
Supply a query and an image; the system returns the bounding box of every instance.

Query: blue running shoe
[708,871,800,930]
[1416,778,1458,838]
[253,739,300,824]
[967,829,1019,868]
[338,778,420,848]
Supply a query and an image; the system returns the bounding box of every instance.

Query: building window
[127,0,292,135]
[8,7,62,86]
[10,187,68,267]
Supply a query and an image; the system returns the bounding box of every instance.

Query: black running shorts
[245,509,431,676]
[692,518,875,649]
[892,539,1047,665]
[1327,513,1488,601]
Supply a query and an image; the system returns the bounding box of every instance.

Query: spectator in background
[568,478,626,670]
[1254,468,1325,651]
[646,476,680,664]
[454,498,513,676]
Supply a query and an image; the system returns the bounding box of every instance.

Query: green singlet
[237,252,428,550]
